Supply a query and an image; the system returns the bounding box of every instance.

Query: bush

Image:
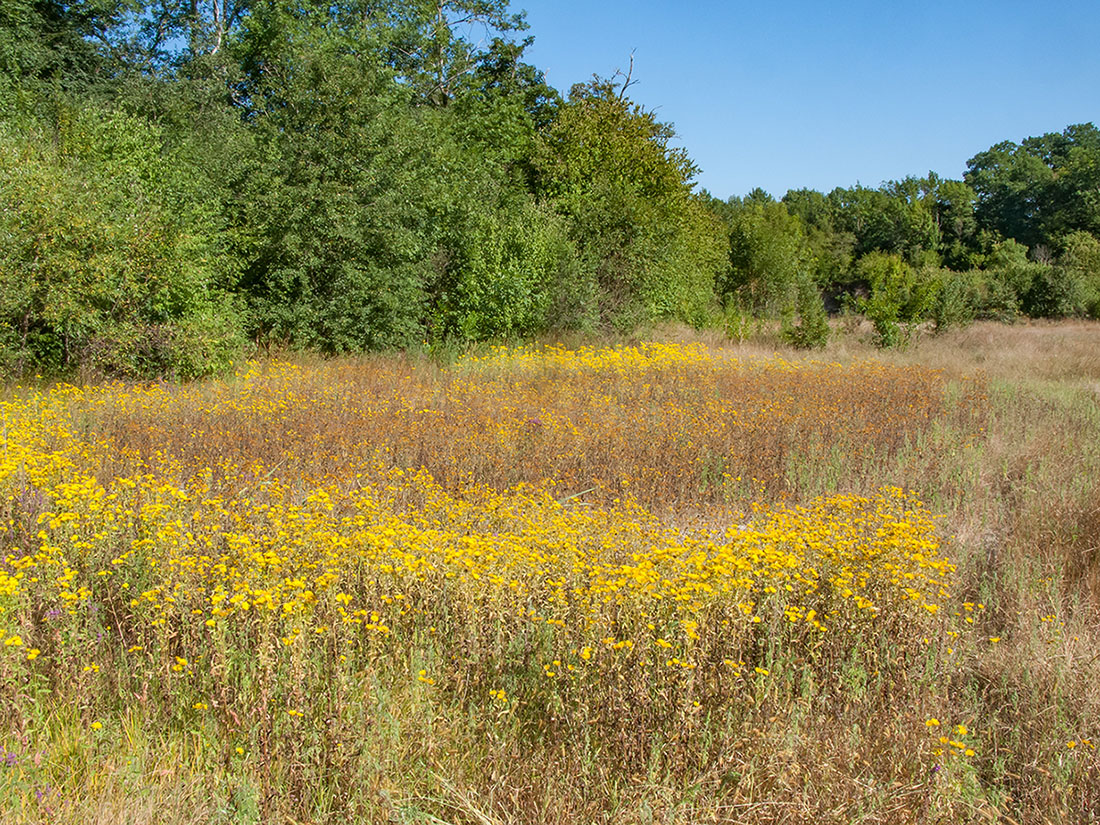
[856,252,936,348]
[969,269,1021,321]
[1058,231,1100,319]
[434,197,576,340]
[0,108,246,378]
[1022,264,1085,318]
[781,277,830,349]
[722,299,755,344]
[930,269,978,332]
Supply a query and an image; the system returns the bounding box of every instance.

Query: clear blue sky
[514,0,1100,201]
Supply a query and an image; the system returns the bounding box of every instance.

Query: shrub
[434,197,576,340]
[0,108,246,378]
[931,269,978,332]
[856,252,936,348]
[781,276,830,349]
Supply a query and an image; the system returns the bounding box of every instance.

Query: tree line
[716,129,1100,347]
[1,0,1098,377]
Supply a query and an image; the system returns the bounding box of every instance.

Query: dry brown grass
[639,318,1100,382]
[2,324,1100,824]
[893,320,1100,383]
[89,347,984,521]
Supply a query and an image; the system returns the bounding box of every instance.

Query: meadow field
[1,322,1098,824]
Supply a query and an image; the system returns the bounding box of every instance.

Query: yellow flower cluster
[458,341,716,375]
[16,344,975,525]
[0,344,972,731]
[3,433,948,666]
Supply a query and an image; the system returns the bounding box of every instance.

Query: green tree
[1046,127,1100,241]
[856,252,936,348]
[372,0,528,107]
[830,179,939,263]
[965,124,1100,249]
[965,141,1054,249]
[0,107,244,377]
[930,179,979,269]
[232,0,557,350]
[0,0,126,113]
[782,187,856,299]
[233,6,441,350]
[533,77,726,329]
[447,35,560,187]
[721,200,814,315]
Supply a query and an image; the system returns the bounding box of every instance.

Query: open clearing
[1,322,1098,824]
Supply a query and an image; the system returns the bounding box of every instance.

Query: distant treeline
[2,0,1098,377]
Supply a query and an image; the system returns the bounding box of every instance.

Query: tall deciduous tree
[534,77,726,328]
[0,0,128,110]
[372,0,527,106]
[965,123,1100,249]
[233,4,443,350]
[782,188,856,295]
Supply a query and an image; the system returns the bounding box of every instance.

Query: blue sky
[514,1,1100,201]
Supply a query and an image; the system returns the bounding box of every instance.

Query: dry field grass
[0,321,1098,824]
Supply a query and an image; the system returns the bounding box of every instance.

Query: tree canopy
[1,0,1097,376]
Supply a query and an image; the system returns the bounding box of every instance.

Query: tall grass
[1,323,1098,824]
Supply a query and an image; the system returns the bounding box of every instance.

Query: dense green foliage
[1,0,1098,375]
[0,107,244,377]
[533,78,727,329]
